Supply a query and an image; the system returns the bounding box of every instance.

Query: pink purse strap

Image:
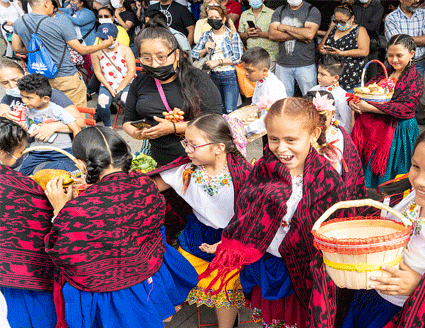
[155,78,172,112]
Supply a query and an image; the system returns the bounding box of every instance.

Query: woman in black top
[123,20,222,167]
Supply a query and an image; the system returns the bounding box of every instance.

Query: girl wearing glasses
[319,5,370,92]
[123,21,222,167]
[149,114,252,328]
[0,117,57,328]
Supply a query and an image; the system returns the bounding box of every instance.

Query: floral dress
[325,25,366,90]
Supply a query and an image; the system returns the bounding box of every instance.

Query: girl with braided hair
[199,98,347,328]
[149,113,252,328]
[44,126,198,328]
[0,117,57,328]
[349,34,424,188]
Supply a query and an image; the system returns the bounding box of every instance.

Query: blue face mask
[337,22,351,31]
[0,0,10,3]
[5,87,21,98]
[249,0,263,9]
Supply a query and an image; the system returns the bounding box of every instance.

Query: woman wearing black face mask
[192,4,243,115]
[123,20,223,167]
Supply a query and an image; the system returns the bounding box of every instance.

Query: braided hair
[72,127,133,184]
[387,34,416,80]
[188,113,242,157]
[265,97,327,146]
[0,117,27,153]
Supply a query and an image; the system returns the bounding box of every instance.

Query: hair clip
[312,92,336,116]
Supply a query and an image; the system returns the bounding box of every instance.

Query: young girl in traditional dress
[349,34,424,189]
[339,131,425,328]
[150,113,252,328]
[44,127,198,328]
[199,98,348,328]
[0,117,57,328]
[306,90,367,201]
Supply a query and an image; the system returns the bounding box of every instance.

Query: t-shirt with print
[271,1,320,67]
[1,89,73,112]
[225,0,242,29]
[26,101,75,150]
[117,10,136,44]
[149,1,195,36]
[13,13,78,77]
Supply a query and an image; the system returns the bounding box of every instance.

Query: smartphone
[324,46,334,51]
[28,123,58,143]
[131,119,151,130]
[247,20,256,29]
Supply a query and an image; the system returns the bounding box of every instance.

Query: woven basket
[23,146,84,176]
[354,60,394,103]
[229,104,266,143]
[311,199,412,290]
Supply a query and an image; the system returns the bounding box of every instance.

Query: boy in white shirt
[241,47,287,137]
[310,55,352,133]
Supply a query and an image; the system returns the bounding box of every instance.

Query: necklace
[160,2,172,12]
[200,164,228,184]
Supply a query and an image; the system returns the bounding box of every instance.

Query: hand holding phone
[247,20,256,29]
[131,119,151,130]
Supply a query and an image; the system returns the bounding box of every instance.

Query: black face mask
[207,18,224,30]
[141,63,176,81]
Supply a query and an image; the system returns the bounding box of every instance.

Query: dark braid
[188,113,242,158]
[0,117,27,153]
[72,127,133,184]
[387,34,416,81]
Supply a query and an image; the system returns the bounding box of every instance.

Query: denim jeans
[415,61,425,77]
[210,70,239,114]
[97,85,130,127]
[19,147,78,176]
[275,63,317,97]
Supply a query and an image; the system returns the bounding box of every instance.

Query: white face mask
[359,0,369,3]
[4,86,21,98]
[287,0,302,7]
[110,0,122,8]
[99,18,113,24]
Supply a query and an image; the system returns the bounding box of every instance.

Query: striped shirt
[384,7,425,58]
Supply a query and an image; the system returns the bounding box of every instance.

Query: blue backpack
[21,16,67,79]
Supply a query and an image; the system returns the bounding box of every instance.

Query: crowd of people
[1,0,425,327]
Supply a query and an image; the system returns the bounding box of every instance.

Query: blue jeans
[415,61,425,77]
[210,70,239,114]
[19,147,78,176]
[275,63,317,97]
[97,85,130,127]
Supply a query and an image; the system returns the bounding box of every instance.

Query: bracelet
[219,59,223,65]
[172,121,177,134]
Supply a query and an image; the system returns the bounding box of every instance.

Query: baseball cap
[96,23,118,39]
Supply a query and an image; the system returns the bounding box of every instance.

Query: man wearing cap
[12,0,114,107]
[91,23,137,127]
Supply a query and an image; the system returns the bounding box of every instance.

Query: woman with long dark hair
[123,21,222,167]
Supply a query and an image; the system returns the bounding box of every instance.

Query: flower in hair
[312,92,336,115]
[257,95,274,111]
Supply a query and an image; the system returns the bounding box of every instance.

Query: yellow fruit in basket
[32,169,75,190]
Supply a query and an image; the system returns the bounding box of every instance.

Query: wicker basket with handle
[354,60,394,104]
[311,199,412,290]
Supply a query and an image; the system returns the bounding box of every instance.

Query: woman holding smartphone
[319,4,370,92]
[123,20,222,167]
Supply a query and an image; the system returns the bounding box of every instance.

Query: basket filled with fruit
[354,60,396,103]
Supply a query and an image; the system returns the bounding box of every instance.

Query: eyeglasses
[333,19,348,25]
[139,48,176,65]
[180,140,214,153]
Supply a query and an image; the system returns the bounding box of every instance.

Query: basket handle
[312,199,412,232]
[361,60,389,89]
[23,146,84,176]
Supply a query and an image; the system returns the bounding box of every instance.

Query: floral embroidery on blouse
[403,201,424,236]
[192,166,233,196]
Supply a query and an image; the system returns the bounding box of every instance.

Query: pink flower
[256,95,274,111]
[312,92,336,115]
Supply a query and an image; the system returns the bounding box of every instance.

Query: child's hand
[199,241,222,254]
[45,177,73,216]
[370,259,423,296]
[32,123,57,142]
[6,110,20,122]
